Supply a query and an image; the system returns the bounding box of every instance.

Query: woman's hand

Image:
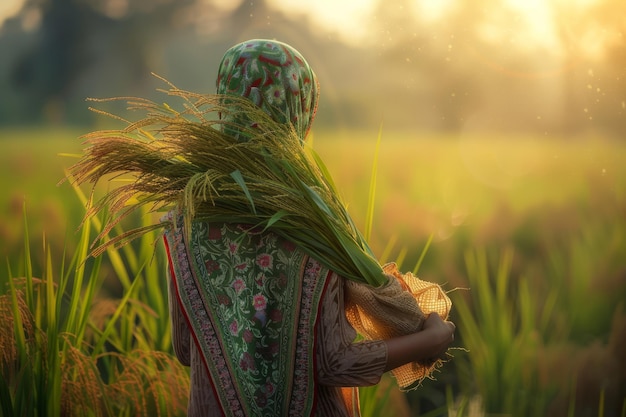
[422,313,455,359]
[383,313,456,372]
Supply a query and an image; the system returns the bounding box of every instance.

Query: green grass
[315,129,626,416]
[0,192,189,415]
[1,127,625,416]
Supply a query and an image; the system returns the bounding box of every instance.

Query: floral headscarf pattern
[216,39,320,141]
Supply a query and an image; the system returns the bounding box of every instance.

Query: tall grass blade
[395,246,408,271]
[22,202,33,310]
[359,376,394,417]
[0,372,14,417]
[364,125,382,243]
[598,388,605,417]
[445,384,469,417]
[92,270,144,355]
[265,210,290,229]
[44,244,61,416]
[74,253,103,347]
[6,266,33,415]
[230,169,256,214]
[307,147,339,196]
[412,233,434,275]
[379,234,397,265]
[63,210,91,337]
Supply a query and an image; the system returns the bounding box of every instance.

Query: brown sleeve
[315,272,388,387]
[168,269,191,366]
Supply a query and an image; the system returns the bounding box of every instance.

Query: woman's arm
[315,273,388,387]
[315,273,455,386]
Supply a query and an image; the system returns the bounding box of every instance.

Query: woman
[69,39,455,417]
[164,40,455,417]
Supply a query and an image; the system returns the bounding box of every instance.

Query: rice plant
[0,198,189,416]
[450,247,559,416]
[451,239,626,417]
[2,128,625,416]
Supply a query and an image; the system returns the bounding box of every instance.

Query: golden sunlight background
[1,0,624,135]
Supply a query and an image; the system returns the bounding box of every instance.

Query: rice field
[1,127,625,416]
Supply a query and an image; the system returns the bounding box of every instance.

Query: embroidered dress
[165,218,388,416]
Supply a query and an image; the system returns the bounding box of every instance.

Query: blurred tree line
[0,0,624,136]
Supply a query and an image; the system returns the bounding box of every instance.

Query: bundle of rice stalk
[66,82,387,287]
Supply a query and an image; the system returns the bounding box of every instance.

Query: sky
[0,0,606,55]
[265,0,378,44]
[266,0,560,47]
[1,0,560,45]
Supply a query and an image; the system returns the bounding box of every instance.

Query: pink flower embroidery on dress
[217,294,231,306]
[205,259,220,273]
[229,320,239,336]
[233,278,246,293]
[229,242,238,254]
[269,309,283,323]
[256,253,273,269]
[255,273,265,286]
[252,294,267,311]
[243,329,254,343]
[208,227,222,240]
[239,352,255,371]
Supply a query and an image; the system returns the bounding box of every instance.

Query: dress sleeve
[168,269,191,366]
[315,272,388,387]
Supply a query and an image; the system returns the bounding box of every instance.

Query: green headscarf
[216,39,319,142]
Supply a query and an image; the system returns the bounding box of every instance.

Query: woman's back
[166,221,388,416]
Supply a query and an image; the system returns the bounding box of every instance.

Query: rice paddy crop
[1,127,624,416]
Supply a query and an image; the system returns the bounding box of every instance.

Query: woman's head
[216,39,319,141]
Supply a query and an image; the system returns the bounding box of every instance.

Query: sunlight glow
[505,0,559,49]
[268,0,586,51]
[0,0,24,29]
[412,0,455,22]
[102,0,129,19]
[267,0,377,45]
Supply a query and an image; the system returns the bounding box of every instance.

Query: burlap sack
[344,263,452,389]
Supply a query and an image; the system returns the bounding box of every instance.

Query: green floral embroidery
[167,219,328,416]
